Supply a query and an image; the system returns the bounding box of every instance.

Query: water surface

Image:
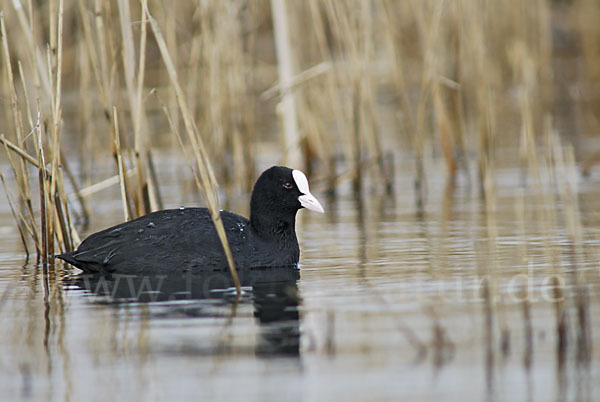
[0,154,599,402]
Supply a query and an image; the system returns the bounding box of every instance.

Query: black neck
[250,209,298,243]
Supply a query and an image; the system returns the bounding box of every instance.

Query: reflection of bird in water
[253,279,301,356]
[66,267,301,356]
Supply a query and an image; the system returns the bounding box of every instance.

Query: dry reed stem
[112,107,131,222]
[305,0,345,192]
[320,0,361,176]
[117,0,155,216]
[9,0,52,97]
[59,153,90,227]
[95,1,117,109]
[154,90,204,193]
[351,79,362,195]
[56,167,79,248]
[76,40,93,187]
[0,170,32,255]
[16,61,34,130]
[46,0,65,260]
[411,0,447,206]
[552,135,591,363]
[433,81,457,179]
[515,189,533,368]
[271,0,303,169]
[37,116,48,266]
[0,12,31,211]
[143,0,240,294]
[357,0,389,192]
[481,155,511,362]
[77,0,108,110]
[0,135,40,167]
[320,0,370,194]
[136,4,161,212]
[121,0,146,217]
[518,73,566,361]
[0,130,85,244]
[1,135,41,251]
[261,62,331,101]
[67,168,135,200]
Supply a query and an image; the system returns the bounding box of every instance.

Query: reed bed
[0,0,598,352]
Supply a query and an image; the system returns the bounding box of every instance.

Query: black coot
[57,166,323,274]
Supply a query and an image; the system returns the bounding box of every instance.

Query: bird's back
[57,208,251,274]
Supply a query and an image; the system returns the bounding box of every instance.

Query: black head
[250,166,323,234]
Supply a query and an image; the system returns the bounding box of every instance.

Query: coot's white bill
[293,170,324,213]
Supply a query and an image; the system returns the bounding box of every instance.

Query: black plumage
[57,166,323,274]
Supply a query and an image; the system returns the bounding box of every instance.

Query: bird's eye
[283,182,293,189]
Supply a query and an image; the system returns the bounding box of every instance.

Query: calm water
[0,152,599,402]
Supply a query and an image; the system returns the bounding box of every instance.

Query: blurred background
[1,1,600,401]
